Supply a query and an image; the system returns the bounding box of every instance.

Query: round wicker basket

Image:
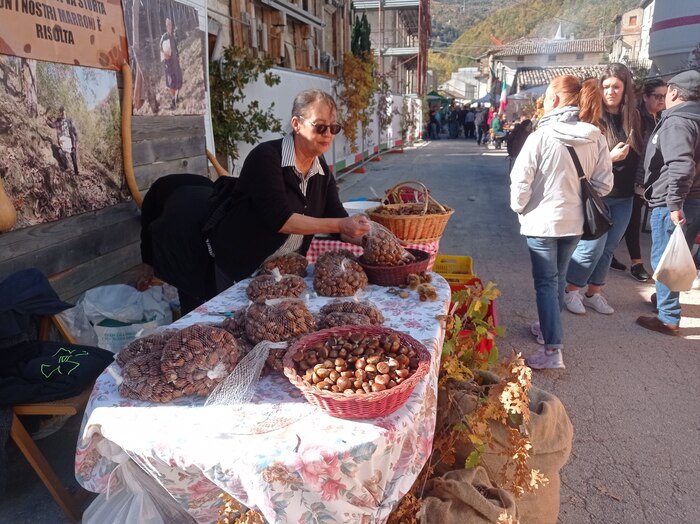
[357,248,430,286]
[283,326,432,419]
[368,182,453,242]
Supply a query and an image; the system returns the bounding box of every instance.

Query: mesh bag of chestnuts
[260,252,309,277]
[246,268,307,303]
[119,350,182,403]
[115,329,177,368]
[318,299,385,325]
[219,309,247,339]
[244,298,316,344]
[204,299,316,405]
[159,324,242,397]
[362,222,416,266]
[313,250,368,297]
[318,311,373,329]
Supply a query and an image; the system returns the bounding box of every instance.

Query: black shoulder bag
[566,146,613,241]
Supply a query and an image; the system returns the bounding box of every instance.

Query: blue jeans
[527,236,581,350]
[650,200,700,326]
[567,196,634,288]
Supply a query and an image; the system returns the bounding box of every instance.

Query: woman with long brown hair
[510,75,613,369]
[565,63,642,316]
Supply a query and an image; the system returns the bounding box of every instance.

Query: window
[547,54,556,62]
[576,52,585,60]
[629,15,637,25]
[516,55,525,62]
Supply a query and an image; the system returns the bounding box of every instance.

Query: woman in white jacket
[510,75,613,369]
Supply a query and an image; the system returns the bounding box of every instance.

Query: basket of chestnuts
[283,325,431,419]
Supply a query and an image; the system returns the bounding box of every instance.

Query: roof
[512,65,610,92]
[492,37,610,57]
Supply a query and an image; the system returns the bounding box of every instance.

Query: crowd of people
[428,103,535,154]
[510,65,700,370]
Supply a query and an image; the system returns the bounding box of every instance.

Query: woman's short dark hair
[291,90,337,119]
[643,77,667,97]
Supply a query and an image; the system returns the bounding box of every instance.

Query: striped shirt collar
[281,134,324,178]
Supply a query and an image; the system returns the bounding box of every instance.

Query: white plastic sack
[83,441,194,524]
[652,223,697,292]
[58,285,172,353]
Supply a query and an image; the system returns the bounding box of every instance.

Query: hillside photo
[123,0,207,116]
[0,56,126,230]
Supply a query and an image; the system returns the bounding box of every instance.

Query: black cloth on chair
[0,268,72,348]
[0,340,113,407]
[0,268,113,406]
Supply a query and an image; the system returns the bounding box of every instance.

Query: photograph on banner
[0,0,127,70]
[0,55,126,230]
[122,0,206,116]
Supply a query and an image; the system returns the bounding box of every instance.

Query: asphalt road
[338,137,700,524]
[2,136,698,523]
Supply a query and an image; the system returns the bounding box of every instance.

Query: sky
[75,67,118,110]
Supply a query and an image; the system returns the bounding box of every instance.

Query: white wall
[233,67,419,175]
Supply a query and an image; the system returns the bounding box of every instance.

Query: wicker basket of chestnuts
[283,325,431,419]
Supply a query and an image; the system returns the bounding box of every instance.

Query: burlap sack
[437,376,573,524]
[480,384,573,524]
[417,466,518,524]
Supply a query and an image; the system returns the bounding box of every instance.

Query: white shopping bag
[58,285,172,353]
[652,223,697,292]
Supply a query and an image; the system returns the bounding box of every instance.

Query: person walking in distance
[611,78,668,281]
[464,108,476,139]
[46,106,78,176]
[637,70,700,336]
[160,17,183,110]
[474,106,487,145]
[510,75,612,369]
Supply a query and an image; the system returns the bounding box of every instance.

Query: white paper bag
[652,223,696,292]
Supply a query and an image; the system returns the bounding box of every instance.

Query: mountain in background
[430,0,640,83]
[431,0,522,48]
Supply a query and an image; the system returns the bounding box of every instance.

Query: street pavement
[2,136,699,523]
[338,137,700,524]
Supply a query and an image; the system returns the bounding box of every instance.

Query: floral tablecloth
[75,272,450,523]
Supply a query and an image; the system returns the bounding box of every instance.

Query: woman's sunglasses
[649,93,666,101]
[297,116,343,135]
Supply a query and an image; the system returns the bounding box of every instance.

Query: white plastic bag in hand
[652,223,696,292]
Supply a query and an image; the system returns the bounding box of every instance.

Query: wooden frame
[9,316,93,522]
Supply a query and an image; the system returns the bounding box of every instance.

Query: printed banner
[0,55,127,230]
[122,0,206,115]
[0,0,128,70]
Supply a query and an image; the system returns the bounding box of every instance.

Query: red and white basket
[283,326,432,419]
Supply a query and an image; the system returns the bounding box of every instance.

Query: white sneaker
[530,322,544,345]
[582,293,614,314]
[525,347,565,370]
[692,270,700,290]
[564,290,586,315]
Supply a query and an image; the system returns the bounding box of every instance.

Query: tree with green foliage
[351,14,372,57]
[209,46,283,161]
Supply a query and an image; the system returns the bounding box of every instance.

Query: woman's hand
[339,214,371,238]
[610,142,630,163]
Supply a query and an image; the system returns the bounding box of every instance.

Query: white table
[75,273,450,523]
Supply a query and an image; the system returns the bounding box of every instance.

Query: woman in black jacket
[139,90,369,313]
[612,78,667,281]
